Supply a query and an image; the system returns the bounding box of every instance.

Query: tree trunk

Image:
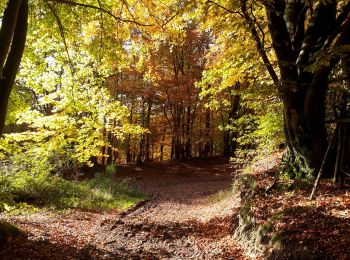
[222,84,240,157]
[145,100,152,161]
[160,134,165,161]
[0,0,28,134]
[184,106,192,158]
[204,108,211,158]
[281,75,329,177]
[261,1,345,178]
[137,99,146,164]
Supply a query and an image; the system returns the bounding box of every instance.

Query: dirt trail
[1,159,245,259]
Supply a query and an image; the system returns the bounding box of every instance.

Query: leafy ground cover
[0,159,246,259]
[235,152,350,259]
[1,157,350,259]
[0,169,145,213]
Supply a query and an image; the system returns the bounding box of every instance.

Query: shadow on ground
[268,204,350,259]
[116,157,235,204]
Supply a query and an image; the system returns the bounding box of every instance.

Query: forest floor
[0,157,246,259]
[1,155,350,259]
[233,153,350,259]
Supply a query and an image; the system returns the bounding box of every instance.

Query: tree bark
[145,99,152,161]
[0,0,28,134]
[260,0,346,177]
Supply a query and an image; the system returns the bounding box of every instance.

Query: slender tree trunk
[204,108,211,158]
[160,134,165,161]
[126,99,134,163]
[221,84,240,157]
[137,99,146,164]
[185,106,192,158]
[172,103,184,160]
[145,100,152,160]
[170,136,175,159]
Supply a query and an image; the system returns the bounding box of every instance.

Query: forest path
[1,159,246,259]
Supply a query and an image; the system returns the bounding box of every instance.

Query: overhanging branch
[0,0,22,73]
[47,0,153,26]
[0,0,28,134]
[44,0,75,74]
[206,0,244,18]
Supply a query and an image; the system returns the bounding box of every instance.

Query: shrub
[0,169,144,212]
[105,161,117,178]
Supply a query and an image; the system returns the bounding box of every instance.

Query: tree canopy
[1,0,350,180]
[2,1,350,258]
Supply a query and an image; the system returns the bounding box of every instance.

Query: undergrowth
[0,169,145,214]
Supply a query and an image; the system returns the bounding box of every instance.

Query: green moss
[280,149,314,179]
[234,173,258,193]
[259,222,272,236]
[0,221,22,236]
[208,189,233,203]
[239,201,255,225]
[270,231,284,245]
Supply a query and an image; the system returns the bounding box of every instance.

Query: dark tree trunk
[171,103,186,160]
[222,84,240,157]
[204,108,211,158]
[160,141,164,161]
[254,0,350,178]
[170,136,175,159]
[126,137,132,163]
[184,106,192,158]
[125,97,135,163]
[223,131,231,157]
[137,99,146,164]
[145,100,152,161]
[0,0,28,134]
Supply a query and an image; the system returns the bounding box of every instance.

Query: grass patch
[1,171,145,213]
[105,161,117,178]
[208,189,233,203]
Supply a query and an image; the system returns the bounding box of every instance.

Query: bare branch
[47,0,153,26]
[0,0,22,72]
[120,0,139,26]
[44,0,75,74]
[250,1,265,48]
[206,0,244,18]
[241,0,279,84]
[162,9,181,28]
[323,2,350,50]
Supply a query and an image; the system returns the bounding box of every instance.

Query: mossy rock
[0,220,25,247]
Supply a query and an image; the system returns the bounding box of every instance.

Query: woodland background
[1,1,350,258]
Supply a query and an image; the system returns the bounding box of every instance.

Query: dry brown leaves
[243,152,350,259]
[1,159,247,259]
